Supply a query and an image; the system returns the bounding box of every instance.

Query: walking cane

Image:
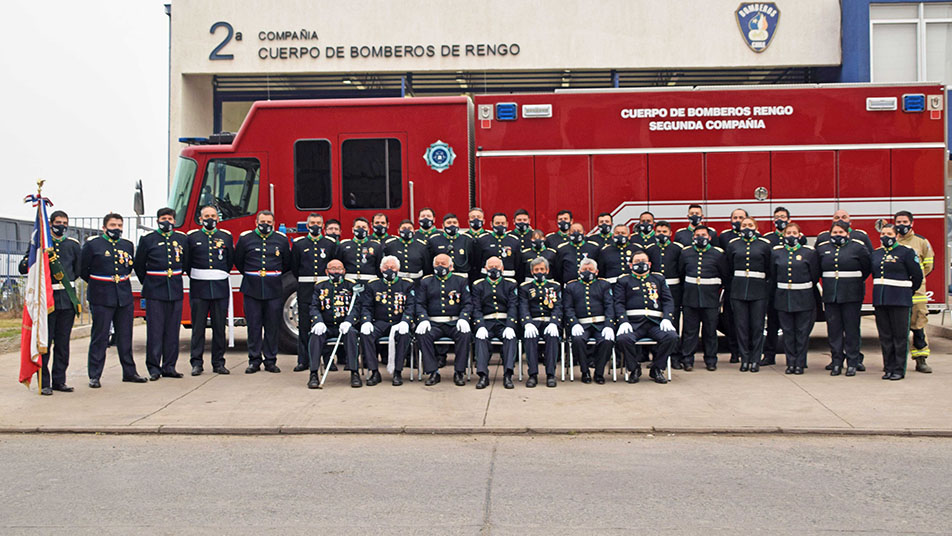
[317,284,363,389]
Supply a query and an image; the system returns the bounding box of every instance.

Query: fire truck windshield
[168,156,197,227]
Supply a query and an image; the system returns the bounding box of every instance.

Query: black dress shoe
[124,375,148,383]
[652,369,668,384]
[626,371,639,383]
[245,365,260,374]
[350,371,363,388]
[425,372,441,386]
[51,384,73,392]
[191,365,203,376]
[366,370,382,386]
[438,356,447,368]
[794,367,804,375]
[546,375,557,388]
[889,373,904,381]
[307,372,320,389]
[594,375,606,385]
[749,362,759,373]
[683,363,693,372]
[213,366,230,375]
[671,361,683,370]
[392,371,403,386]
[41,387,53,396]
[476,374,490,389]
[453,371,466,386]
[162,370,183,379]
[845,366,856,377]
[88,379,101,389]
[264,364,281,373]
[760,356,776,366]
[706,363,717,372]
[739,362,750,372]
[825,362,834,371]
[293,364,309,372]
[785,366,795,374]
[730,355,739,363]
[581,372,592,384]
[503,374,514,389]
[882,372,892,380]
[830,366,842,376]
[149,372,161,381]
[526,374,538,388]
[856,363,866,372]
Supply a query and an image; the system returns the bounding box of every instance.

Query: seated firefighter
[472,256,519,390]
[307,260,360,389]
[415,253,474,386]
[358,255,415,387]
[563,258,616,384]
[518,256,563,388]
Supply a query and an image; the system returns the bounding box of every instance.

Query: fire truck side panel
[476,156,535,220]
[533,155,591,232]
[704,152,771,227]
[591,154,648,228]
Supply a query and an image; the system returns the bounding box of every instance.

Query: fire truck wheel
[278,285,299,354]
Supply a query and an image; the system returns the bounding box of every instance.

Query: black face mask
[515,222,530,233]
[532,239,545,250]
[382,269,398,281]
[637,222,653,235]
[881,235,897,249]
[487,268,501,280]
[419,218,434,230]
[557,220,571,232]
[444,225,459,236]
[656,234,669,245]
[493,224,506,235]
[257,223,273,235]
[105,228,122,241]
[50,224,67,237]
[469,219,483,231]
[598,223,611,235]
[774,219,788,231]
[308,225,322,237]
[783,235,800,248]
[202,218,217,231]
[399,229,413,241]
[158,220,173,233]
[831,235,848,247]
[731,221,742,232]
[740,228,756,240]
[688,214,702,226]
[532,272,546,282]
[373,225,387,237]
[569,232,584,244]
[326,232,340,241]
[895,224,911,236]
[613,235,628,246]
[693,236,709,249]
[434,265,450,278]
[353,228,368,240]
[328,272,344,283]
[579,271,595,282]
[632,261,650,274]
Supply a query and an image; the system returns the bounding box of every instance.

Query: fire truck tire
[278,280,298,355]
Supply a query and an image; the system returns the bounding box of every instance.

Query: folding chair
[566,338,620,382]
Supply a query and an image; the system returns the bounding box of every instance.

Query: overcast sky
[0,1,169,222]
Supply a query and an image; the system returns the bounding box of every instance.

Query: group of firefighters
[24,202,935,394]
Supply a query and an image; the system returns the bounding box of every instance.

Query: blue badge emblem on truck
[735,3,780,53]
[423,140,456,173]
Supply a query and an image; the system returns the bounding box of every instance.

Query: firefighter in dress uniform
[307,259,361,388]
[674,204,718,246]
[553,222,601,284]
[895,210,935,373]
[678,226,729,371]
[563,258,616,384]
[718,208,748,364]
[426,213,476,282]
[725,216,772,372]
[339,217,381,283]
[475,212,522,282]
[588,212,614,248]
[357,255,415,387]
[384,220,430,283]
[415,253,474,386]
[80,213,146,387]
[518,257,563,388]
[653,222,685,368]
[18,210,81,394]
[291,212,338,372]
[414,207,439,243]
[471,256,519,390]
[614,251,678,384]
[185,205,234,376]
[508,209,534,251]
[599,224,659,284]
[769,222,820,375]
[234,210,291,374]
[761,206,790,367]
[133,207,189,381]
[872,224,923,381]
[629,211,656,251]
[371,212,392,244]
[544,210,573,250]
[815,210,874,253]
[816,221,871,376]
[519,230,557,284]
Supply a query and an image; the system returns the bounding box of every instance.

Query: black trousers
[618,320,677,371]
[763,295,782,360]
[721,291,739,358]
[778,310,813,368]
[360,320,410,372]
[681,305,719,366]
[38,308,75,388]
[824,301,862,368]
[570,322,612,376]
[145,299,183,375]
[308,326,358,372]
[88,302,138,380]
[190,297,227,369]
[475,320,517,375]
[875,306,910,376]
[731,298,767,365]
[244,295,282,367]
[524,320,559,376]
[419,322,472,374]
[297,298,312,368]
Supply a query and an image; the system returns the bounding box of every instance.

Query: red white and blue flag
[19,192,55,387]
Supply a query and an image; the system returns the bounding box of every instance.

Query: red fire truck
[151,83,948,352]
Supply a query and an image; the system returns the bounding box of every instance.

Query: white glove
[360,322,374,335]
[544,323,559,338]
[660,319,676,332]
[415,320,431,335]
[311,322,327,336]
[457,319,471,333]
[617,322,633,335]
[475,327,489,340]
[339,321,352,334]
[396,321,409,335]
[502,327,516,340]
[602,327,615,341]
[523,323,539,338]
[571,323,584,337]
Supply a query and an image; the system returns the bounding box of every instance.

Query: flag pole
[36,179,44,395]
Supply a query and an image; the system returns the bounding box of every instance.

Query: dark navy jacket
[612,272,675,325]
[817,239,871,304]
[234,229,291,300]
[80,234,135,307]
[338,238,381,279]
[475,232,522,279]
[359,277,415,325]
[871,244,923,307]
[19,235,81,311]
[185,228,234,301]
[553,240,601,284]
[427,232,476,279]
[518,279,563,326]
[726,236,773,301]
[563,278,615,328]
[678,244,729,309]
[309,278,358,327]
[134,230,189,302]
[291,234,338,303]
[655,238,684,303]
[471,276,519,330]
[415,273,473,323]
[519,246,557,283]
[769,244,820,313]
[383,236,430,281]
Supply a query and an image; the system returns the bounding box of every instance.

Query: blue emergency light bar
[496,102,518,121]
[178,137,209,145]
[902,94,925,113]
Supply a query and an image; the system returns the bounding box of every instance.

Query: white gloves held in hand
[475,327,489,340]
[311,322,327,336]
[617,322,633,335]
[339,321,352,335]
[415,320,431,335]
[660,319,676,332]
[571,323,584,337]
[457,319,471,333]
[360,322,374,335]
[602,327,615,341]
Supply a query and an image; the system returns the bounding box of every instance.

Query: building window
[341,138,402,210]
[294,139,332,210]
[870,3,952,83]
[198,158,260,221]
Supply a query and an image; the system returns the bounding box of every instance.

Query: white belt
[578,315,606,324]
[429,315,459,323]
[347,273,376,281]
[876,278,913,288]
[627,309,663,318]
[190,268,229,281]
[666,278,680,286]
[822,271,863,278]
[778,281,814,290]
[685,276,721,285]
[604,276,618,283]
[483,312,508,320]
[51,283,64,291]
[398,270,423,279]
[531,316,551,322]
[298,276,330,283]
[733,270,765,279]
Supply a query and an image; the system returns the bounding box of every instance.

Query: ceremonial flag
[19,187,55,389]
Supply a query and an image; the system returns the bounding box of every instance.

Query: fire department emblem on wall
[735,3,780,53]
[423,140,456,173]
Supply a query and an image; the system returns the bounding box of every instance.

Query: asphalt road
[1,434,949,535]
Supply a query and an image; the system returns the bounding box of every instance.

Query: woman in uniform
[769,222,820,375]
[871,224,923,380]
[725,216,772,372]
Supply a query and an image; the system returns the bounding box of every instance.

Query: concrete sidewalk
[1,318,949,436]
